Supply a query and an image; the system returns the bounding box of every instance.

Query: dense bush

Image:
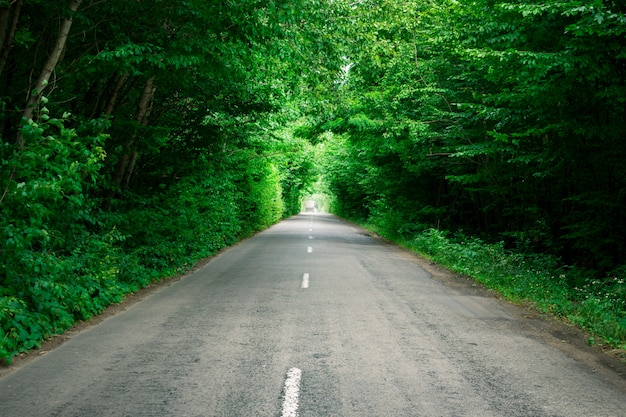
[1,114,120,361]
[0,112,313,364]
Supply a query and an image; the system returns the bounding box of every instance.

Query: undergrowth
[0,115,287,365]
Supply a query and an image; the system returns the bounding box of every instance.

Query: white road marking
[301,273,309,289]
[309,228,313,232]
[307,246,313,253]
[308,236,313,240]
[282,367,302,417]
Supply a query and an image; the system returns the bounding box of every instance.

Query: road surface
[1,213,625,416]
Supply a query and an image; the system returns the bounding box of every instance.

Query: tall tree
[317,0,626,273]
[20,0,82,132]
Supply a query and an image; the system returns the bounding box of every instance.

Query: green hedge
[1,119,289,364]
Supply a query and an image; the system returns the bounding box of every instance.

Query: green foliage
[115,167,243,276]
[236,157,284,233]
[317,0,626,272]
[0,112,123,363]
[319,133,371,220]
[0,297,42,360]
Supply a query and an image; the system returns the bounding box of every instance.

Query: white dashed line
[307,246,313,253]
[301,273,309,289]
[281,367,302,417]
[308,236,313,240]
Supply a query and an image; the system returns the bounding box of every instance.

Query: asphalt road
[1,213,625,416]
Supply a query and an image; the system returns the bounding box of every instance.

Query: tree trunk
[109,76,156,193]
[18,0,82,144]
[0,0,23,77]
[123,150,139,189]
[104,73,129,116]
[135,76,156,126]
[103,77,156,209]
[0,6,9,49]
[122,77,156,188]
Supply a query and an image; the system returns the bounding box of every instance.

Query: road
[1,213,625,416]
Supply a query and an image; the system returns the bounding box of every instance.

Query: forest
[1,0,625,362]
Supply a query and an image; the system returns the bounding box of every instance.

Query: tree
[316,0,626,274]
